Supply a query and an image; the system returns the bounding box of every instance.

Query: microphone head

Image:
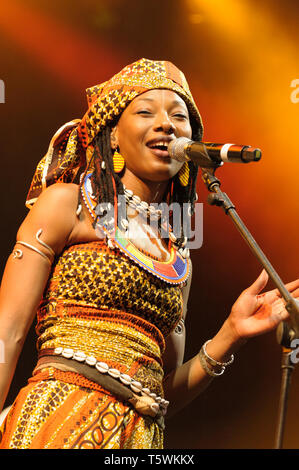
[168,137,192,162]
[241,147,262,163]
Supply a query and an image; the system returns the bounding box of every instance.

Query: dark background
[0,0,298,448]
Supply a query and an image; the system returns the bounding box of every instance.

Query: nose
[153,112,175,135]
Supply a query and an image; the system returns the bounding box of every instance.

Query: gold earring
[113,148,125,173]
[178,162,189,187]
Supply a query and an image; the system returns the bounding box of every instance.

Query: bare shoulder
[36,182,79,205]
[17,183,80,255]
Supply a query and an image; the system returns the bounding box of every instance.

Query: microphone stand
[199,165,299,449]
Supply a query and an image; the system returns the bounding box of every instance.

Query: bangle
[202,340,234,367]
[13,229,55,266]
[198,340,234,378]
[199,347,225,377]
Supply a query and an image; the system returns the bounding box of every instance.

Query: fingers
[283,279,299,295]
[246,270,269,296]
[272,300,290,324]
[288,287,299,300]
[271,278,299,299]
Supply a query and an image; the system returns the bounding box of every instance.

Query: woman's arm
[0,183,79,411]
[163,269,299,418]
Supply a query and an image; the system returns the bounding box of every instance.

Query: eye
[173,113,188,120]
[137,110,152,116]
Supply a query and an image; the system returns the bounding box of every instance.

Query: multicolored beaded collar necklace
[80,173,190,285]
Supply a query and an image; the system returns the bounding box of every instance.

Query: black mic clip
[201,170,236,214]
[208,193,236,214]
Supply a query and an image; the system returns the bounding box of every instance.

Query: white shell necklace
[123,186,163,220]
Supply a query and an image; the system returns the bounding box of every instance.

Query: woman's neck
[121,173,169,204]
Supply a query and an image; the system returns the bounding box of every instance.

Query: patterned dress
[0,238,188,449]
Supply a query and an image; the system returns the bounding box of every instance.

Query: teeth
[149,141,168,149]
[156,141,167,146]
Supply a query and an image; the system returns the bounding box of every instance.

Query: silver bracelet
[14,241,51,264]
[13,229,55,265]
[198,347,225,377]
[202,340,234,367]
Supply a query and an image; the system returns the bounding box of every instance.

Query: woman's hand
[164,270,299,414]
[227,270,299,340]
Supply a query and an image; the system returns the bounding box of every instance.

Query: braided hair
[86,118,202,250]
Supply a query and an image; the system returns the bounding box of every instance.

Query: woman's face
[111,89,193,183]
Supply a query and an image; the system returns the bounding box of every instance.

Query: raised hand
[227,270,299,339]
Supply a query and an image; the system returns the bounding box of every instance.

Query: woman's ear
[110,126,119,150]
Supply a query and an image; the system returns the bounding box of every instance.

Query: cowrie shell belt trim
[37,347,169,417]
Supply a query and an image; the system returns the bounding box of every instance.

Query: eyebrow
[135,97,187,107]
[136,97,154,102]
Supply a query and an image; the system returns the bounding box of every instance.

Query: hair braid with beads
[88,120,202,249]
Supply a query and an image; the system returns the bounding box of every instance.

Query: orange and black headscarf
[26,58,203,208]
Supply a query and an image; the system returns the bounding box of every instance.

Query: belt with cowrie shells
[35,347,168,426]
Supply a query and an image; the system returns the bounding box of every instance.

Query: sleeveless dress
[0,235,190,449]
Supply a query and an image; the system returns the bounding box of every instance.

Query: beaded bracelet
[199,340,234,377]
[203,340,234,367]
[199,348,225,377]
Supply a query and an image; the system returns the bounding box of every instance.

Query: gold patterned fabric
[26,58,203,208]
[36,240,183,398]
[0,370,162,449]
[0,240,183,448]
[40,240,183,336]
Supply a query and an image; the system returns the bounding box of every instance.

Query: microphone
[168,137,262,167]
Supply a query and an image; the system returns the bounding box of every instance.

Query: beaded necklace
[80,173,190,285]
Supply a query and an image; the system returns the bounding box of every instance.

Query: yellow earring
[178,162,189,187]
[113,148,125,174]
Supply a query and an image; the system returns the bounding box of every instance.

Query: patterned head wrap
[26,58,203,208]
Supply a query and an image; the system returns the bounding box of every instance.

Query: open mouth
[147,140,171,158]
